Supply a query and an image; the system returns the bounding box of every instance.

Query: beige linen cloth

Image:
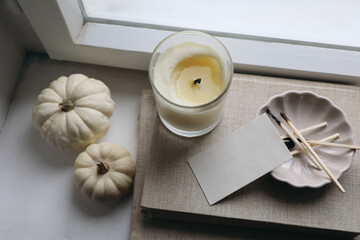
[131,73,360,240]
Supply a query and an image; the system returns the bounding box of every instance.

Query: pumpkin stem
[59,99,74,112]
[96,161,109,175]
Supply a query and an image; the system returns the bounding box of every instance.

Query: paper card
[188,113,293,205]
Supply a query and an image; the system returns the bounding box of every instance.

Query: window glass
[81,0,360,49]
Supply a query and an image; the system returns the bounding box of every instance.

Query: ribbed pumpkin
[73,142,136,202]
[32,74,114,150]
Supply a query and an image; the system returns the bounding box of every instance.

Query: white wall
[0,17,25,134]
[0,0,45,53]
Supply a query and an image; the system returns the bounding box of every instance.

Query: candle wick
[193,78,201,85]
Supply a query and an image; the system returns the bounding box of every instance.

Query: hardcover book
[131,74,360,239]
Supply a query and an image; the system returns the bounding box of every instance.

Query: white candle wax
[149,31,232,137]
[154,42,225,106]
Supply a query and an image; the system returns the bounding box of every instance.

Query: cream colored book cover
[131,74,360,239]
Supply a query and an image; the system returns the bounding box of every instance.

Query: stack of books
[130,74,360,239]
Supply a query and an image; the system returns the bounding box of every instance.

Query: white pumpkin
[32,74,114,151]
[73,142,136,202]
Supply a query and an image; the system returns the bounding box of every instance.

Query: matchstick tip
[280,112,289,121]
[265,109,281,125]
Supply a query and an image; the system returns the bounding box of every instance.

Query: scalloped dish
[257,91,355,188]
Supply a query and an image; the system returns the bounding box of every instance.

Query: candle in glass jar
[172,55,224,105]
[154,42,226,107]
[150,31,233,137]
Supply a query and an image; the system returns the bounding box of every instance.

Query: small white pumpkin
[32,74,114,151]
[73,142,136,202]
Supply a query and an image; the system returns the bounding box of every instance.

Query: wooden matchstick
[280,112,345,193]
[280,122,327,140]
[266,109,322,169]
[306,140,360,150]
[291,133,340,156]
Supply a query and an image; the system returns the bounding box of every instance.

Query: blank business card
[188,113,293,205]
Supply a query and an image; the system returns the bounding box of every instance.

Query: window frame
[18,0,360,83]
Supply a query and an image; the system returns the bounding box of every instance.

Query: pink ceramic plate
[257,91,355,188]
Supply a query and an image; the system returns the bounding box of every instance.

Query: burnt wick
[193,78,201,85]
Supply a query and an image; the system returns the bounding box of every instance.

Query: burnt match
[266,109,322,169]
[280,112,345,193]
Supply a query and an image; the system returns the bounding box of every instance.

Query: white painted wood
[17,0,360,83]
[0,0,45,52]
[0,19,25,135]
[16,0,77,59]
[2,0,22,15]
[78,22,360,81]
[0,54,150,240]
[82,0,360,50]
[56,0,84,40]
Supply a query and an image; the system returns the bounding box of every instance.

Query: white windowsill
[0,54,150,240]
[82,0,360,50]
[17,0,360,84]
[77,22,360,83]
